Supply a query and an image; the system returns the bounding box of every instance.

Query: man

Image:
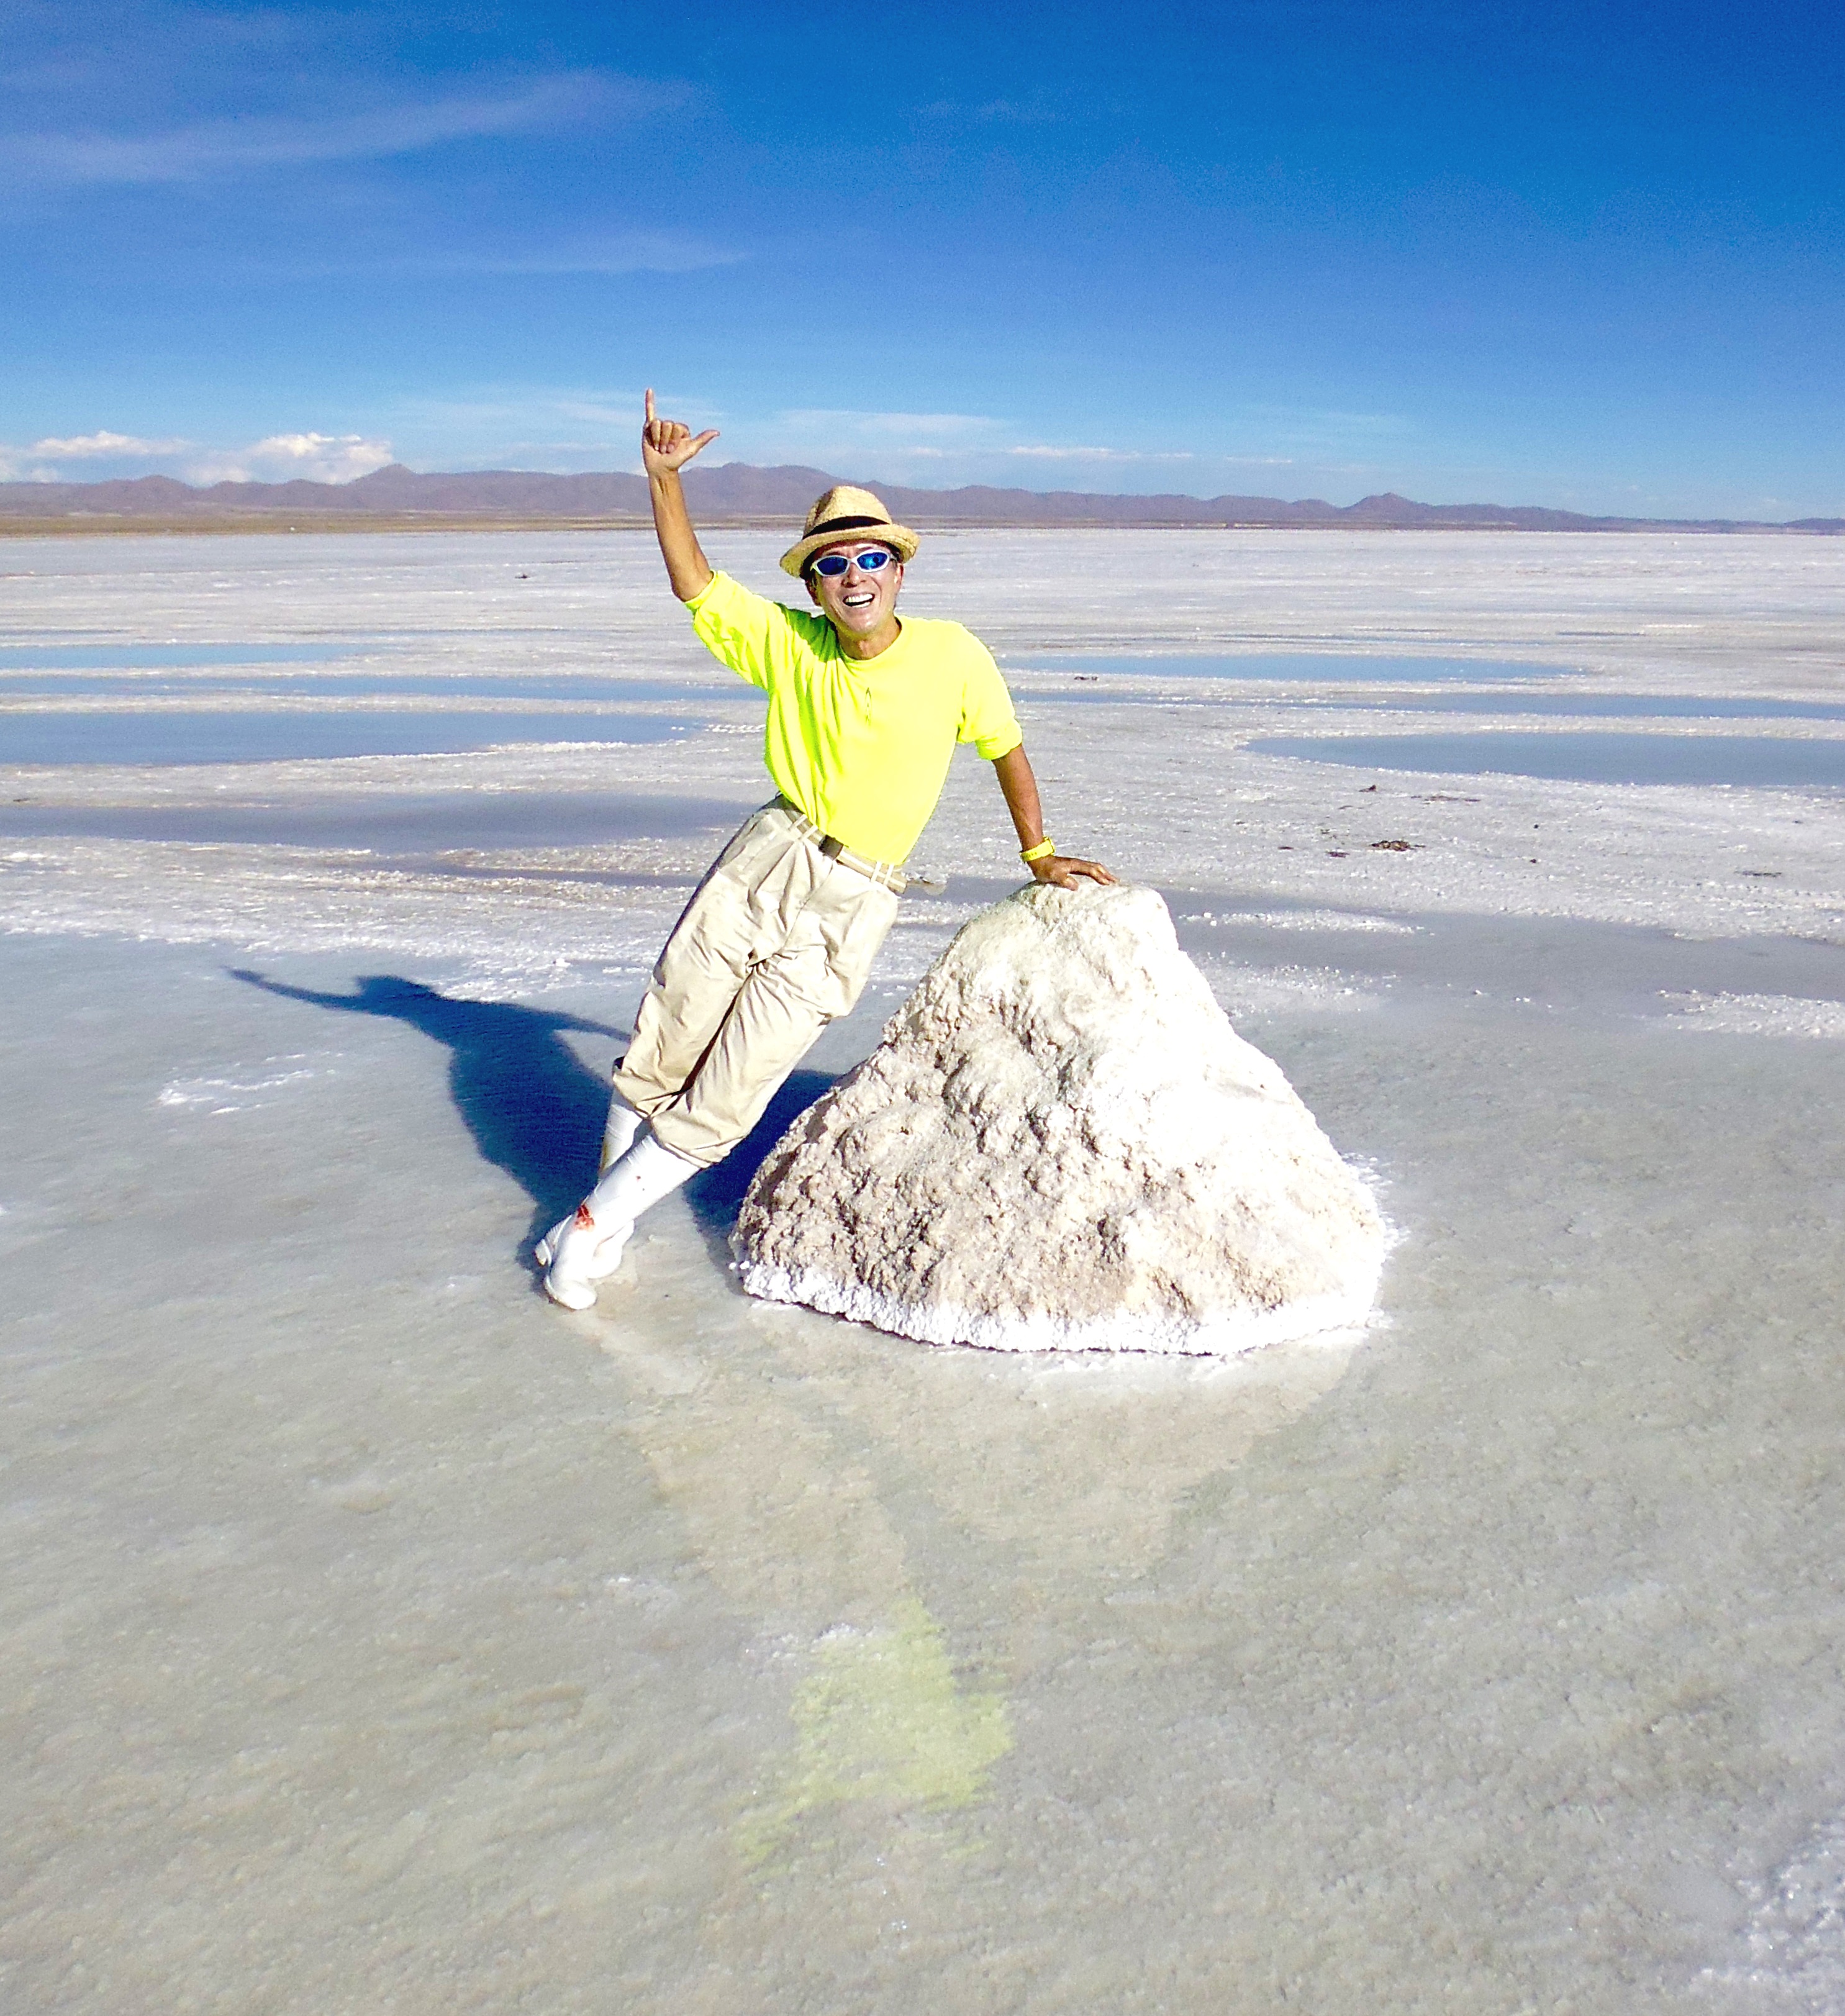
[538,391,1114,1308]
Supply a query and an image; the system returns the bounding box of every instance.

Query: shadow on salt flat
[225,969,835,1265]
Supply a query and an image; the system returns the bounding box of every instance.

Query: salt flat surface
[2,529,1844,2013]
[1006,650,1575,680]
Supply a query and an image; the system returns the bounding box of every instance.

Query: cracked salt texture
[734,884,1385,1353]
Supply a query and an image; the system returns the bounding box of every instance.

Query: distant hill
[1,461,1839,534]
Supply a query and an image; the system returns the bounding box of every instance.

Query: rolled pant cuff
[625,1103,733,1170]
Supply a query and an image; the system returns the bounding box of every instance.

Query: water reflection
[738,1597,1012,1867]
[583,1258,1360,1904]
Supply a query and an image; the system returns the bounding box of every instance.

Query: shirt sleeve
[686,571,807,692]
[956,635,1023,760]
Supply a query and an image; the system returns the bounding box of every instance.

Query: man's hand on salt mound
[732,883,1387,1355]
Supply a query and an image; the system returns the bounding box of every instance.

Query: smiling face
[804,540,905,653]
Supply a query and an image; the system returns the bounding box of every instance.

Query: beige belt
[773,797,908,893]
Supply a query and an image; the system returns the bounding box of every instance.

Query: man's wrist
[1020,837,1056,863]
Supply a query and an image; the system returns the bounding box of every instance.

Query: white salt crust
[731,1260,1380,1356]
[732,883,1388,1355]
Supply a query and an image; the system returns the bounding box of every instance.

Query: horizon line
[0,460,1839,535]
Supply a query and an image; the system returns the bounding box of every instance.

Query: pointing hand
[642,388,719,476]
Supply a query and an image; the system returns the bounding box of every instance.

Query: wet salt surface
[0,710,701,766]
[1166,896,1845,1020]
[0,789,761,852]
[1251,729,1845,788]
[5,529,1845,2012]
[0,642,364,669]
[1005,650,1574,680]
[7,934,1845,2014]
[0,673,733,702]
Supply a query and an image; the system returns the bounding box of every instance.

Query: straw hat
[779,484,920,578]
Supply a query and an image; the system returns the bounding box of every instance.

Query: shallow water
[0,642,364,668]
[0,674,734,702]
[1250,729,1845,788]
[1382,691,1845,720]
[0,710,700,766]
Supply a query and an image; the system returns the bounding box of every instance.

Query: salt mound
[732,883,1387,1354]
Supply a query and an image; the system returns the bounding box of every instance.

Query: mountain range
[1,462,1839,534]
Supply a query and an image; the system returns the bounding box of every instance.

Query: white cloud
[2,71,652,185]
[27,429,191,457]
[187,435,396,484]
[0,429,396,485]
[0,427,198,479]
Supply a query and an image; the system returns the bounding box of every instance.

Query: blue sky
[1,0,1839,514]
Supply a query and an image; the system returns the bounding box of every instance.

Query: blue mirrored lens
[812,549,893,576]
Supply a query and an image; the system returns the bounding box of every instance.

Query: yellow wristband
[1020,838,1056,863]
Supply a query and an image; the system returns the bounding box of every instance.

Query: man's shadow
[229,971,832,1265]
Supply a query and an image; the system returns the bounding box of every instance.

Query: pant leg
[611,802,811,1122]
[645,861,899,1168]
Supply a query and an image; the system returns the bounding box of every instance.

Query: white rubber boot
[535,1091,646,1274]
[599,1086,643,1175]
[540,1132,700,1309]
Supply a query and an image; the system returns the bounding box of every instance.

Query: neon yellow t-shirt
[686,571,1022,864]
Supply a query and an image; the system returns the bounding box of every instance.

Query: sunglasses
[809,547,897,578]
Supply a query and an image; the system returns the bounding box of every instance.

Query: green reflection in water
[741,1597,1012,1866]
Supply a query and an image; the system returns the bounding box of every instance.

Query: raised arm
[642,388,719,602]
[992,743,1116,888]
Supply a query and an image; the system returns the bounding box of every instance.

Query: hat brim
[779,522,920,577]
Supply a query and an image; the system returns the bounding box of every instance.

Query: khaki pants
[611,801,900,1168]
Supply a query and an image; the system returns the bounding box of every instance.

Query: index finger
[644,388,656,425]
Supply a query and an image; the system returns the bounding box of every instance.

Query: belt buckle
[818,834,845,860]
